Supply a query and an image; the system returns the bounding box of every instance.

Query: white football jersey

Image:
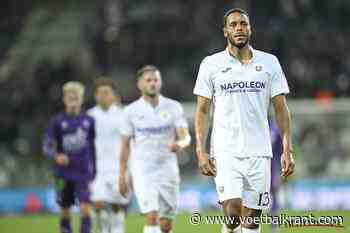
[88,104,124,174]
[120,95,188,166]
[193,47,289,158]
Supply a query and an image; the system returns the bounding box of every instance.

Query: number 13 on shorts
[257,191,270,207]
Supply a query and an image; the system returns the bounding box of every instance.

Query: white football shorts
[131,164,180,219]
[213,156,271,210]
[91,173,131,205]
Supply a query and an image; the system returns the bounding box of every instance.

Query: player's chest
[212,63,271,96]
[59,118,90,135]
[95,113,121,136]
[131,107,174,129]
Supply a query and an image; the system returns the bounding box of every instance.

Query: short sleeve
[270,56,290,98]
[174,102,188,128]
[120,108,134,136]
[193,57,214,99]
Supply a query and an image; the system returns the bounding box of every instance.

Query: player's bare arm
[195,95,216,177]
[119,135,131,197]
[272,94,295,177]
[169,127,191,153]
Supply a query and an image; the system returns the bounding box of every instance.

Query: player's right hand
[197,152,217,177]
[119,175,129,198]
[55,153,69,166]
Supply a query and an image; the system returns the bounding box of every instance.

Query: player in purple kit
[270,119,283,233]
[43,81,96,233]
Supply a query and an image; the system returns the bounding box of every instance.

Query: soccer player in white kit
[194,8,295,233]
[88,78,131,233]
[119,65,191,233]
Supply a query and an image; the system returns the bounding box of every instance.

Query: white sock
[110,211,125,233]
[222,224,241,233]
[241,225,261,233]
[96,210,110,233]
[144,225,160,233]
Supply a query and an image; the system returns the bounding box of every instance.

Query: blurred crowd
[0,0,350,186]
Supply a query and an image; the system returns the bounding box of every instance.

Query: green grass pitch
[0,210,348,233]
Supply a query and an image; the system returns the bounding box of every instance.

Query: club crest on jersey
[159,110,171,121]
[255,64,263,72]
[61,121,68,129]
[219,186,224,193]
[83,120,90,129]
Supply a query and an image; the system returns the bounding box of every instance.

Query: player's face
[224,12,251,49]
[95,85,116,109]
[139,71,162,97]
[63,91,83,114]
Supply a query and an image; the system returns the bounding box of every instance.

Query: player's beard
[228,34,250,49]
[143,86,160,98]
[145,92,157,98]
[144,89,158,98]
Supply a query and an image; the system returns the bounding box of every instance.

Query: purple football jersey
[43,112,96,182]
[270,119,282,176]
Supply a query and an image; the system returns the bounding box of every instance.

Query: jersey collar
[97,104,117,113]
[141,94,164,108]
[225,46,256,64]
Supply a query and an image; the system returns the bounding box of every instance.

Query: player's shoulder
[81,112,95,122]
[201,49,228,65]
[49,113,65,123]
[124,98,142,113]
[161,96,182,108]
[111,104,124,112]
[253,48,280,64]
[198,49,230,76]
[160,96,184,116]
[87,105,99,116]
[109,104,126,117]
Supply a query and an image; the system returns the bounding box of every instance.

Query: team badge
[61,121,68,129]
[83,120,90,128]
[255,64,263,72]
[159,110,171,121]
[219,186,224,193]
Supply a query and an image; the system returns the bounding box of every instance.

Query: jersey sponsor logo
[220,81,266,94]
[62,127,88,152]
[135,125,172,135]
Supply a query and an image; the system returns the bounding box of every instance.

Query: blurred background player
[119,65,191,233]
[269,119,283,233]
[193,8,294,233]
[88,78,131,233]
[43,81,96,233]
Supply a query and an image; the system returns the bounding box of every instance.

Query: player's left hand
[169,142,182,153]
[281,152,295,177]
[119,175,129,198]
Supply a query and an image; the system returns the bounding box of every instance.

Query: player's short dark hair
[136,65,160,80]
[94,77,118,93]
[223,8,249,27]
